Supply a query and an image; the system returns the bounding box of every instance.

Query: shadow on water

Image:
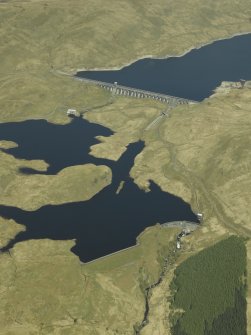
[77,33,251,101]
[0,117,198,261]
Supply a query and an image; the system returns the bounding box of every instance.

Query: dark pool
[0,118,198,261]
[0,117,114,175]
[77,33,251,101]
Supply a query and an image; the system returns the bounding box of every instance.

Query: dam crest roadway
[76,77,198,107]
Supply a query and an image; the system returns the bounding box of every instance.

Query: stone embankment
[75,77,198,106]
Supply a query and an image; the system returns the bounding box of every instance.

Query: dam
[75,77,198,106]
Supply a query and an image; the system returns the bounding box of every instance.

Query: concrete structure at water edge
[197,213,203,222]
[67,108,80,117]
[76,77,198,107]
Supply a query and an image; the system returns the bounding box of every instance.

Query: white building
[67,109,79,117]
[197,213,203,222]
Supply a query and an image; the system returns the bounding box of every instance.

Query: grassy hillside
[0,161,112,211]
[0,0,251,334]
[130,84,251,235]
[1,0,251,73]
[0,225,179,335]
[88,83,251,334]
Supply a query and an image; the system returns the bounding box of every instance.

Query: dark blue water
[0,117,113,175]
[0,117,198,261]
[77,33,251,101]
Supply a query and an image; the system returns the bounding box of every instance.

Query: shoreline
[82,221,198,265]
[69,30,251,74]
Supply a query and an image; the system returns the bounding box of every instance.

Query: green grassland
[1,0,251,74]
[1,0,251,125]
[170,236,247,335]
[131,84,251,236]
[0,158,112,210]
[0,0,251,334]
[89,83,251,237]
[87,83,251,334]
[247,241,251,333]
[0,216,25,249]
[0,224,179,335]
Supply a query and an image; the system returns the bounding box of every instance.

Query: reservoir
[77,33,251,101]
[4,33,250,261]
[0,118,198,262]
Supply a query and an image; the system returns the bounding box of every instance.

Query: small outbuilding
[197,213,203,222]
[67,109,80,117]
